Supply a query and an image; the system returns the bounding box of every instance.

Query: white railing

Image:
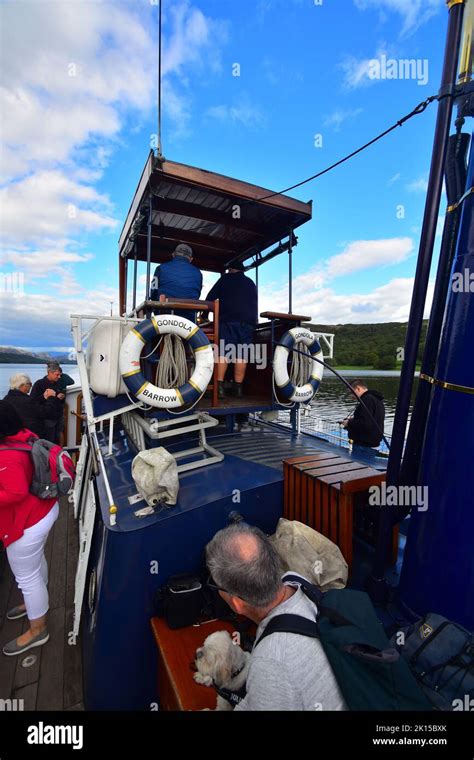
[277,407,391,455]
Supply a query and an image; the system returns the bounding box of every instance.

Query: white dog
[194,630,250,711]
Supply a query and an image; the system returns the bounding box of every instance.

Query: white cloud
[387,172,401,186]
[1,1,228,182]
[0,0,229,309]
[407,177,428,193]
[323,109,363,132]
[207,98,265,128]
[353,0,442,37]
[0,286,119,348]
[436,214,445,238]
[163,2,227,77]
[1,171,118,244]
[252,237,416,325]
[256,237,420,324]
[326,237,414,278]
[340,52,383,90]
[259,276,434,324]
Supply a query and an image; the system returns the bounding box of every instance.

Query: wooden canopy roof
[118,152,313,273]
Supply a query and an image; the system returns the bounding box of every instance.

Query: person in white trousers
[0,401,59,656]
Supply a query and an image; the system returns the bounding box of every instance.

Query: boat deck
[207,423,388,471]
[0,495,83,710]
[0,423,386,711]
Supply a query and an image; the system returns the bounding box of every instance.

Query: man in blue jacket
[149,243,202,320]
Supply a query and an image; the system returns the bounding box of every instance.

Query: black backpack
[255,574,432,711]
[390,613,474,710]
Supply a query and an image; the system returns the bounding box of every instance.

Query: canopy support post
[132,246,138,311]
[146,196,153,302]
[288,231,293,314]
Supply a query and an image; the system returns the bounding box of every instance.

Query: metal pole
[132,248,138,310]
[368,0,466,598]
[255,253,259,316]
[146,195,153,302]
[157,0,163,158]
[123,257,128,315]
[288,232,293,314]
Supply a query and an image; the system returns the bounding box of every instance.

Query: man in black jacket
[30,363,65,443]
[3,373,56,438]
[206,264,258,399]
[342,380,385,448]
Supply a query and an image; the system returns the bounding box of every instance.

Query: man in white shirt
[205,523,347,711]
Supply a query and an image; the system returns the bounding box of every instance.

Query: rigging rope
[289,343,312,387]
[155,334,189,389]
[145,91,450,250]
[249,93,446,204]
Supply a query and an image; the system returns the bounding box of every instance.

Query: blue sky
[0,0,458,350]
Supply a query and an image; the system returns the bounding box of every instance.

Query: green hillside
[0,352,46,364]
[308,321,428,370]
[0,347,75,364]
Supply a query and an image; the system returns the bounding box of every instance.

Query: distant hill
[305,322,428,369]
[0,347,75,364]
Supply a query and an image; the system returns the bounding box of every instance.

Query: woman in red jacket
[0,401,58,656]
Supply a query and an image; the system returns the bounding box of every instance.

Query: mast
[397,0,474,628]
[366,0,468,601]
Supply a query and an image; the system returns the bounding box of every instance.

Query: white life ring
[273,327,323,403]
[119,315,214,409]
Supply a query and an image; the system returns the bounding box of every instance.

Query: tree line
[309,321,428,370]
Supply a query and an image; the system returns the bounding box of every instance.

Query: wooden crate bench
[283,452,398,570]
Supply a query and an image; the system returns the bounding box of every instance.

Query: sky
[0,0,463,351]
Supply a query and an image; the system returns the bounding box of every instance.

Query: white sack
[270,517,348,591]
[131,447,179,506]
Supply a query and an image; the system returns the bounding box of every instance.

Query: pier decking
[0,496,83,710]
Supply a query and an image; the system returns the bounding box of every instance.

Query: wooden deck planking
[0,497,83,710]
[47,500,68,610]
[13,681,38,711]
[36,607,66,710]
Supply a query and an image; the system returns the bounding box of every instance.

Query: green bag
[255,574,432,711]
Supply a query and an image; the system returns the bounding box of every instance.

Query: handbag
[154,573,203,629]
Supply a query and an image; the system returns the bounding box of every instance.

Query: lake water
[313,370,418,436]
[0,364,415,437]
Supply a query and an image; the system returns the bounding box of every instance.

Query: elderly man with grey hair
[3,373,55,438]
[149,243,203,322]
[206,522,347,711]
